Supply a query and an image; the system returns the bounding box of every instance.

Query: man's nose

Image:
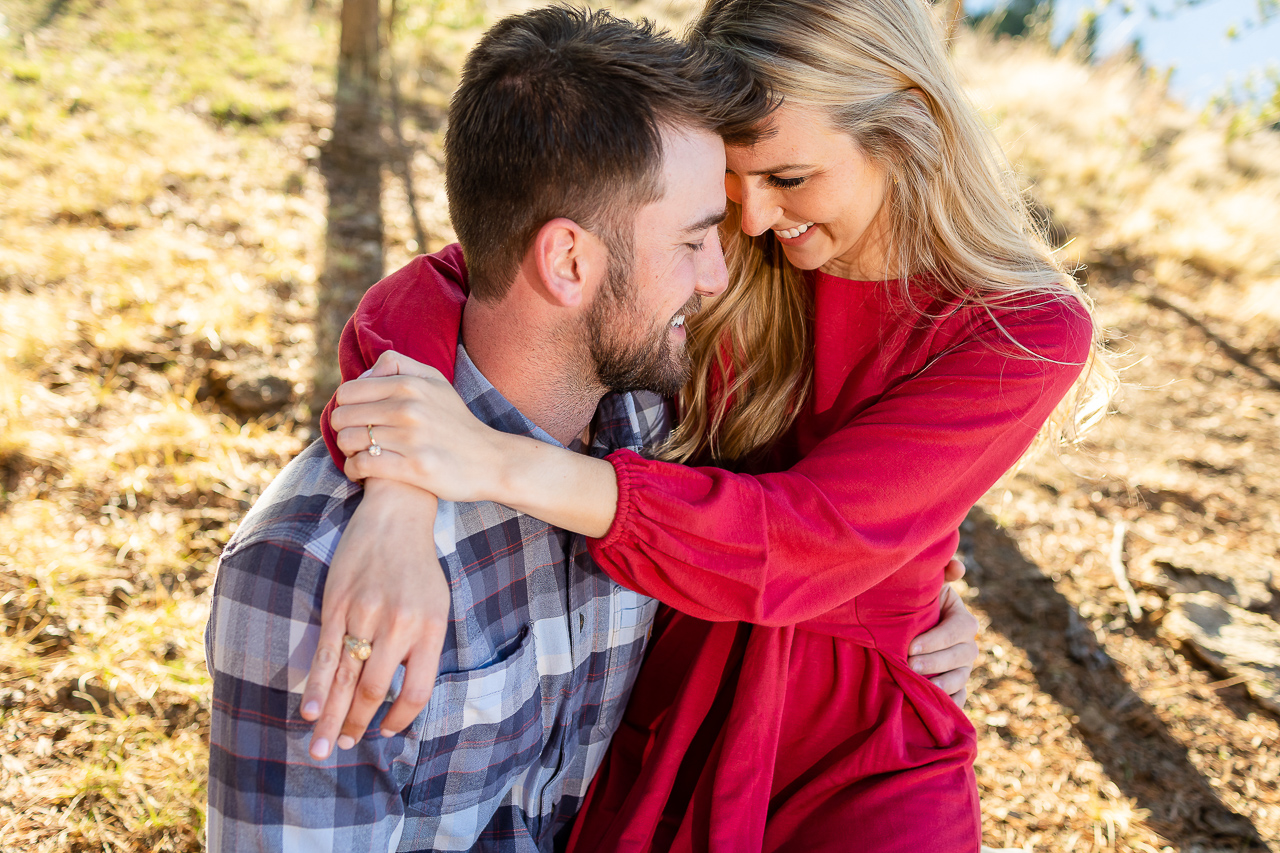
[695,228,729,298]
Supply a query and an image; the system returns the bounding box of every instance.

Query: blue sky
[969,0,1279,106]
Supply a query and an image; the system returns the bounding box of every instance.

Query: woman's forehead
[726,105,855,169]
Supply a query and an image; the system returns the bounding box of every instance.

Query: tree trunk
[387,0,429,254]
[313,0,384,423]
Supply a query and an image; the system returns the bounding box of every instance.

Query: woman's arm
[337,298,1092,628]
[334,361,620,536]
[333,352,987,707]
[588,302,1093,626]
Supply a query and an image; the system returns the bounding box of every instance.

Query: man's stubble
[587,239,701,398]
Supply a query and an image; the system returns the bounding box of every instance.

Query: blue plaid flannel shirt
[205,345,668,852]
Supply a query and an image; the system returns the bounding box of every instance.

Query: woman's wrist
[487,432,545,509]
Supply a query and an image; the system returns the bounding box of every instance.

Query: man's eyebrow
[682,208,727,235]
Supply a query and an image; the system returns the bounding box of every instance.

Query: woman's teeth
[775,222,814,240]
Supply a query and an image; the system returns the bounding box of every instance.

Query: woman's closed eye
[765,174,807,189]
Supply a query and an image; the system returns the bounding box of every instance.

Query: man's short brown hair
[444,5,770,300]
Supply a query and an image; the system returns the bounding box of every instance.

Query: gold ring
[343,634,372,661]
[367,425,382,457]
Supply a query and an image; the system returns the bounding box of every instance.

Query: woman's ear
[531,218,608,309]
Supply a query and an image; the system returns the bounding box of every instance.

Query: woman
[316,0,1110,848]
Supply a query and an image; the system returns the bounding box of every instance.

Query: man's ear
[531,218,607,309]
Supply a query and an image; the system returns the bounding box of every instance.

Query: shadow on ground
[965,506,1268,850]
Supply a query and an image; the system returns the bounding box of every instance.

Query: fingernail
[302,700,320,718]
[911,660,923,673]
[380,728,396,739]
[337,735,355,750]
[910,644,921,655]
[310,738,330,760]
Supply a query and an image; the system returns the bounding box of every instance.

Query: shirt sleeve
[319,249,468,473]
[590,296,1095,627]
[204,539,424,852]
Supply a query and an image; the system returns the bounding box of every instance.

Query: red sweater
[322,247,1093,851]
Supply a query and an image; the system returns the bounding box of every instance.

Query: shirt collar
[453,343,647,458]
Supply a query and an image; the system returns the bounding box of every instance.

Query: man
[206,8,768,851]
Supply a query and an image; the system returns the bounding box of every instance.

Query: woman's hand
[333,349,621,539]
[907,557,979,707]
[331,351,505,503]
[300,480,450,759]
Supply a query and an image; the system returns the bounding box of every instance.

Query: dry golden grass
[1,0,1278,850]
[0,1,327,848]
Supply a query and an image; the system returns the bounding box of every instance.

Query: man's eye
[686,241,705,252]
[766,175,807,189]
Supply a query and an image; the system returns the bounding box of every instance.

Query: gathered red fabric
[320,245,468,474]
[321,248,1093,852]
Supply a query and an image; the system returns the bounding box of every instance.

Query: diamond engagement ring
[367,424,382,457]
[343,634,373,661]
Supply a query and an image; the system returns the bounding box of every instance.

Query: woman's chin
[779,244,829,272]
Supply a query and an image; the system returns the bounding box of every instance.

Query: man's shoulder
[222,440,362,563]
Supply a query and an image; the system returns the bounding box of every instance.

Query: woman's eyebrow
[743,163,815,175]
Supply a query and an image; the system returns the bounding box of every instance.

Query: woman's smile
[774,221,816,241]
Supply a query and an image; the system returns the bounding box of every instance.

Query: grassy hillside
[0,1,331,848]
[0,0,1277,850]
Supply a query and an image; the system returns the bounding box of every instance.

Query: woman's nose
[731,181,780,238]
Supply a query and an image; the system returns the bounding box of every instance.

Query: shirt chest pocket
[407,626,547,826]
[614,592,658,642]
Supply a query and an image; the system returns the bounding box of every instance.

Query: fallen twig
[1110,520,1142,620]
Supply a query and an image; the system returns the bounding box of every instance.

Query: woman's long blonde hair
[660,0,1114,465]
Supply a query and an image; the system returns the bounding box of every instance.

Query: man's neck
[460,301,605,448]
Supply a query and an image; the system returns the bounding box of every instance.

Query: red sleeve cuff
[591,449,642,550]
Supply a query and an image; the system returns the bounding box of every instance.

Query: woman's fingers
[369,349,441,380]
[335,422,410,459]
[332,389,426,432]
[942,556,966,584]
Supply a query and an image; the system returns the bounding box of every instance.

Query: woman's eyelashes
[765,174,807,189]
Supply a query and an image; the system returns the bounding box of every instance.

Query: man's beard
[586,248,700,397]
